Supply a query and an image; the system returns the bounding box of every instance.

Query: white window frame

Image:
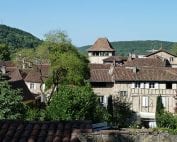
[162,97,166,107]
[30,83,35,89]
[142,96,149,107]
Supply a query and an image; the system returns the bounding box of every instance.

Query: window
[92,52,99,56]
[162,97,166,107]
[170,57,174,62]
[99,96,104,104]
[149,83,155,88]
[166,83,172,89]
[119,91,128,97]
[30,83,34,89]
[142,96,149,107]
[135,82,140,88]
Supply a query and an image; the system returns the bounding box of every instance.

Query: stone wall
[83,129,177,142]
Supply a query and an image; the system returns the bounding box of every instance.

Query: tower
[87,38,115,64]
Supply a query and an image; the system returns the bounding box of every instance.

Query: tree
[46,83,109,122]
[171,43,177,56]
[0,44,10,61]
[36,31,89,103]
[0,79,27,119]
[13,48,36,69]
[111,96,135,128]
[156,95,165,127]
[156,95,164,127]
[44,30,71,44]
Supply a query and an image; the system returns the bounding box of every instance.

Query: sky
[1,0,177,47]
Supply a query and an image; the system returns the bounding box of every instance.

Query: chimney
[0,66,6,74]
[109,64,114,75]
[133,67,137,73]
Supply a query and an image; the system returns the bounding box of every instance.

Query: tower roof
[87,38,115,51]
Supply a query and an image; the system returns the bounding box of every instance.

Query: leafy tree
[46,84,109,122]
[112,96,135,128]
[171,43,177,56]
[0,80,27,119]
[156,95,164,127]
[14,48,36,68]
[36,31,89,103]
[44,30,71,44]
[0,44,10,60]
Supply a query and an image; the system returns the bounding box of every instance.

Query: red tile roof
[124,57,166,67]
[25,64,50,83]
[103,56,126,62]
[87,38,115,51]
[0,61,16,67]
[90,65,177,82]
[6,67,23,81]
[0,120,92,142]
[90,69,113,82]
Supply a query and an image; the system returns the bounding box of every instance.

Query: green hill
[79,40,176,56]
[0,24,42,50]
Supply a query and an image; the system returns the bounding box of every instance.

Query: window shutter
[103,96,108,107]
[145,83,149,89]
[162,97,166,107]
[142,96,148,107]
[131,83,135,88]
[155,83,159,89]
[140,83,144,88]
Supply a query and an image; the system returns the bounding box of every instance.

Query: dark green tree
[156,95,164,127]
[0,44,10,61]
[107,95,113,122]
[112,96,134,128]
[46,84,109,122]
[0,79,27,119]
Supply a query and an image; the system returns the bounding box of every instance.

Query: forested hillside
[79,40,176,56]
[0,24,42,50]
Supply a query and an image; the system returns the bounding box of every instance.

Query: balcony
[131,88,177,96]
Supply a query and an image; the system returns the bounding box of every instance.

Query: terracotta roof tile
[89,63,111,69]
[25,64,50,83]
[0,120,92,142]
[0,61,16,67]
[90,65,177,82]
[113,67,177,81]
[6,67,23,81]
[90,69,113,82]
[87,38,115,51]
[124,58,166,67]
[103,56,126,62]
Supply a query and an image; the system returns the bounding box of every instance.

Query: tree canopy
[0,44,10,61]
[0,79,27,119]
[46,84,109,122]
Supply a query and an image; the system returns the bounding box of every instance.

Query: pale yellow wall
[92,82,177,116]
[89,56,110,64]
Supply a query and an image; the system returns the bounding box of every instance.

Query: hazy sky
[1,0,177,46]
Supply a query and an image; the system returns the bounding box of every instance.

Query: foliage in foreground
[107,95,136,128]
[0,80,27,119]
[156,95,165,127]
[46,84,109,122]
